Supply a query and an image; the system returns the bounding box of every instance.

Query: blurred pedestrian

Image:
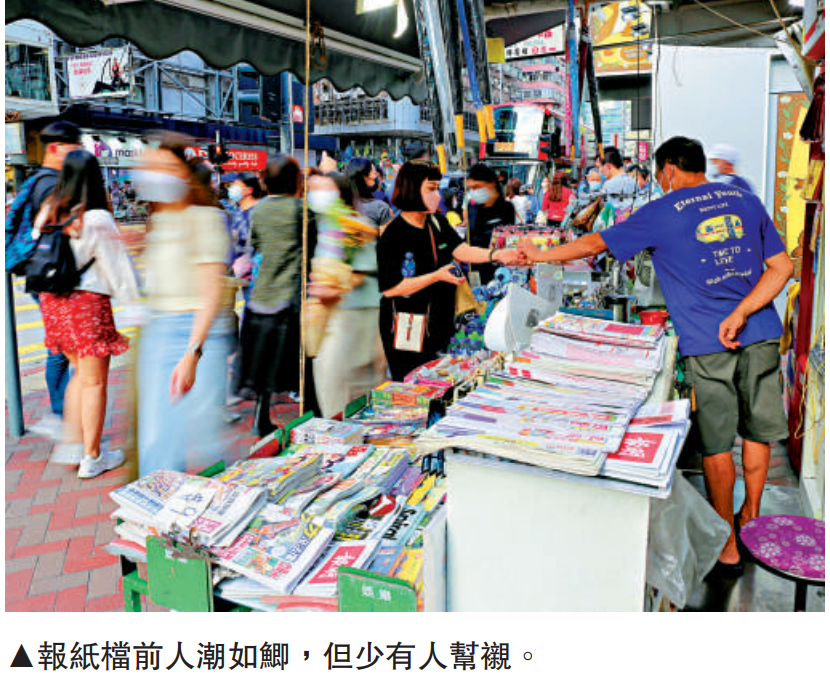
[505,177,528,225]
[308,171,386,417]
[34,150,141,476]
[345,157,393,230]
[523,183,541,224]
[707,143,755,193]
[236,155,306,437]
[134,133,235,476]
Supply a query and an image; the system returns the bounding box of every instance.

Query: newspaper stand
[443,337,680,612]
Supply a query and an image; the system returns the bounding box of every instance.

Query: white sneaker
[51,443,84,466]
[78,450,125,479]
[30,413,64,441]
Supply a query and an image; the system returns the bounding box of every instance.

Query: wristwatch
[489,247,500,264]
[185,340,204,360]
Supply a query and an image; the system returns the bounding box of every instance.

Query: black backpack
[25,215,95,295]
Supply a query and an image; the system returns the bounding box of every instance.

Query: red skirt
[40,291,129,358]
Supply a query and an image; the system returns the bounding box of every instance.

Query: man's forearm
[532,232,608,263]
[733,259,792,319]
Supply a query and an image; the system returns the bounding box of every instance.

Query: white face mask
[468,187,493,205]
[423,191,441,213]
[308,190,339,214]
[133,170,189,203]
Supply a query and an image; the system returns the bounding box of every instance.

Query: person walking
[518,137,793,578]
[345,157,393,230]
[235,155,307,437]
[8,121,82,438]
[134,133,236,476]
[34,150,141,476]
[308,171,386,417]
[707,143,755,194]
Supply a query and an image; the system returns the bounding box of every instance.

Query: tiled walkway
[5,367,298,612]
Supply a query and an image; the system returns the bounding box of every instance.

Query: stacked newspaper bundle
[537,311,665,349]
[216,452,324,503]
[110,470,268,548]
[418,312,677,479]
[289,417,366,445]
[349,404,429,443]
[599,400,691,490]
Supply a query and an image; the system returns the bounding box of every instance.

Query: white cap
[707,143,739,165]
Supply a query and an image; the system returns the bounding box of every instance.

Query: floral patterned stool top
[740,515,824,581]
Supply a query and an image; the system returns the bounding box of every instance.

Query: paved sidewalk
[6,367,299,612]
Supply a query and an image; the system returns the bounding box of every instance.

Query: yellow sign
[591,2,652,74]
[495,141,515,153]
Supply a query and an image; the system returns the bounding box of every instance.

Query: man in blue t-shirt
[518,136,793,579]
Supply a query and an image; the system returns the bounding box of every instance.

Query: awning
[5,0,427,102]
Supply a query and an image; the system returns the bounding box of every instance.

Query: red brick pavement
[6,367,301,612]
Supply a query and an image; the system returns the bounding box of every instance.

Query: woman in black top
[377,161,519,381]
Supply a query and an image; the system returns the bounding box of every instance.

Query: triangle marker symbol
[11,645,33,668]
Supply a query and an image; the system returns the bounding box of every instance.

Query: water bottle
[401,252,416,278]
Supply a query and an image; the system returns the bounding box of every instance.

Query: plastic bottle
[402,252,416,278]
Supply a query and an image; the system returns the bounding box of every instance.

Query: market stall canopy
[4,0,427,102]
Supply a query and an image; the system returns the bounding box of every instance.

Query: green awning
[5,0,428,102]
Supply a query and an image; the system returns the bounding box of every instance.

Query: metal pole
[5,272,25,437]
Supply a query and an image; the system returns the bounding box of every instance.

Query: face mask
[133,170,189,203]
[468,187,493,205]
[228,186,245,204]
[588,181,602,192]
[423,191,441,213]
[706,164,722,181]
[308,190,339,214]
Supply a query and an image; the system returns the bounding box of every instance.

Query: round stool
[738,515,825,611]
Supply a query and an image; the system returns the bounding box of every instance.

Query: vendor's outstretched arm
[518,232,608,263]
[718,250,794,350]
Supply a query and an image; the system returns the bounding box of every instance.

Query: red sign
[637,141,649,162]
[223,149,268,171]
[292,105,304,123]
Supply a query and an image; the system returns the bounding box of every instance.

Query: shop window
[5,42,53,102]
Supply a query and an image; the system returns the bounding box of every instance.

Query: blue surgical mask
[588,181,602,192]
[228,186,245,204]
[468,188,493,205]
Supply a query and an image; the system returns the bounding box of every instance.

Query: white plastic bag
[647,470,731,609]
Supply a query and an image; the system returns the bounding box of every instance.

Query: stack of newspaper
[599,400,691,490]
[418,312,681,481]
[110,470,268,548]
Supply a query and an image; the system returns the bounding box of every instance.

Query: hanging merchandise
[413,0,459,170]
[462,0,496,139]
[567,0,581,164]
[456,0,486,137]
[440,0,466,159]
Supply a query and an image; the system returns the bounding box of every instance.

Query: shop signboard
[637,140,649,162]
[504,26,566,62]
[590,1,652,75]
[67,47,133,100]
[222,149,268,172]
[82,133,144,167]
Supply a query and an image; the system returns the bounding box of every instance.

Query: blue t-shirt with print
[601,182,786,357]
